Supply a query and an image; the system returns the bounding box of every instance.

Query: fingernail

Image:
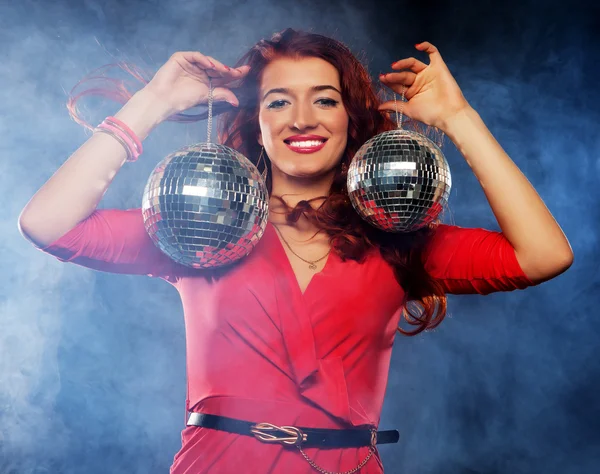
[225,65,231,71]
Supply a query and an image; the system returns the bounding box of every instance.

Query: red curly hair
[67,28,449,336]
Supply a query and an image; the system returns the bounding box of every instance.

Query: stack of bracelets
[94,116,143,162]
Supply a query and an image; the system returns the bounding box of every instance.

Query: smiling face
[257,56,349,180]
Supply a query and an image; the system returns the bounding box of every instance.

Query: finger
[377,100,414,119]
[377,99,408,112]
[380,85,417,102]
[414,41,442,64]
[379,71,417,87]
[391,57,427,74]
[205,55,245,78]
[229,64,251,79]
[174,51,225,81]
[215,65,252,91]
[175,51,215,70]
[234,64,252,75]
[212,87,242,107]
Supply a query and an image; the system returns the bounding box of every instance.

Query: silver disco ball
[347,129,451,233]
[142,143,269,269]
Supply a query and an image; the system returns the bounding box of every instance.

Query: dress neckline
[265,221,334,297]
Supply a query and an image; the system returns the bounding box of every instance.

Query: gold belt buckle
[250,422,307,447]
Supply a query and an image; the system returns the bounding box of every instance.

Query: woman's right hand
[143,51,251,117]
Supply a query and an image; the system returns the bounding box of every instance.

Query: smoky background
[1,0,598,472]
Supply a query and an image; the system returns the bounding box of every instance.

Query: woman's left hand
[378,42,471,131]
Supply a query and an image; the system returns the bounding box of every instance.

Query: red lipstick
[284,135,328,154]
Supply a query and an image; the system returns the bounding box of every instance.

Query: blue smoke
[1,0,598,473]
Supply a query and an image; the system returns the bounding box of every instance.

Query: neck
[268,166,335,233]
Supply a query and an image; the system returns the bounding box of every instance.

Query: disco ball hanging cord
[206,77,214,144]
[393,85,407,130]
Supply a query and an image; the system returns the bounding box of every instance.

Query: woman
[18,29,573,473]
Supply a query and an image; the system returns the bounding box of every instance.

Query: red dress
[42,208,534,473]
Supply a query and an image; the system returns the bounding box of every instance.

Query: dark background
[1,0,599,472]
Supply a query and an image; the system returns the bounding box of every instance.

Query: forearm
[442,106,573,282]
[19,88,170,248]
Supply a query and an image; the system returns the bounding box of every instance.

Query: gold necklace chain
[271,223,331,271]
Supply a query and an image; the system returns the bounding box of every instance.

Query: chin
[286,164,336,179]
[281,158,342,176]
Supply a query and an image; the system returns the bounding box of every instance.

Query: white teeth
[287,140,324,148]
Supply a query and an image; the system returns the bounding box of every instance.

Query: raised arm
[19,52,249,248]
[18,89,168,248]
[379,42,573,284]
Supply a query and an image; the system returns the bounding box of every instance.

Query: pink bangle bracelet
[96,122,140,162]
[104,116,143,155]
[96,118,143,162]
[94,127,134,162]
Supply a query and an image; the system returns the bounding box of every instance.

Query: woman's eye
[267,100,288,109]
[266,98,339,109]
[317,98,339,107]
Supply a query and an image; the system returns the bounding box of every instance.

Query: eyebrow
[262,85,342,101]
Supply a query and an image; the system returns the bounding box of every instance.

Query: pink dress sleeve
[41,208,186,282]
[422,224,535,295]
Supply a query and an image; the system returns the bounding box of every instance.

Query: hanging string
[206,77,213,144]
[394,85,407,130]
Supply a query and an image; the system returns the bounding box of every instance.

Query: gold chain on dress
[298,446,376,474]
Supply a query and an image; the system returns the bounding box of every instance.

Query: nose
[291,102,318,131]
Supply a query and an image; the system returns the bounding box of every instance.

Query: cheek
[258,114,284,144]
[333,109,350,131]
[333,114,350,140]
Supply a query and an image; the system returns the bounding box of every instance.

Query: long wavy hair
[67,28,449,336]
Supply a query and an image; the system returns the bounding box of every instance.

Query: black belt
[186,412,400,448]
